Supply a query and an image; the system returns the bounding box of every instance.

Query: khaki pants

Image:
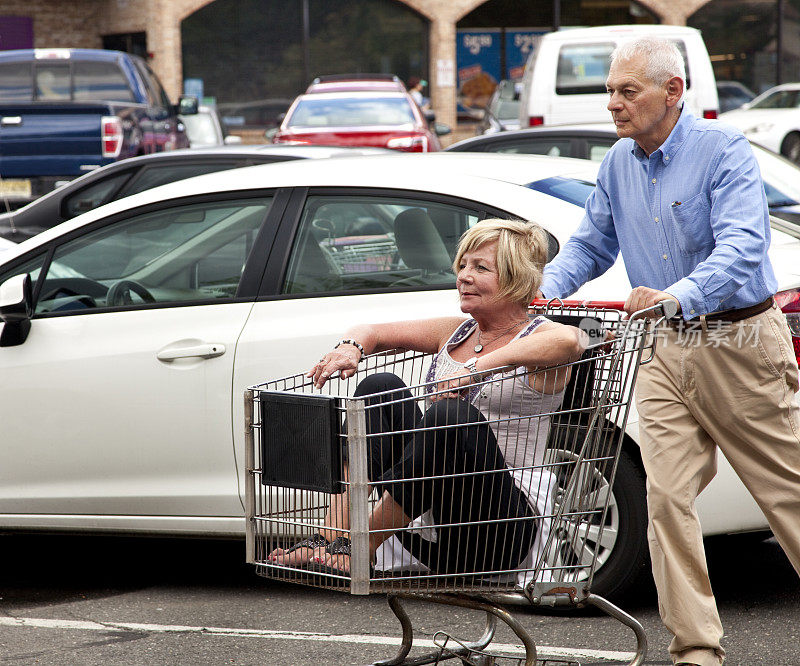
[636,303,800,666]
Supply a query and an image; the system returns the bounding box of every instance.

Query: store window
[690,0,800,96]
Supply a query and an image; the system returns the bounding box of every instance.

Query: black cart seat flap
[259,392,343,493]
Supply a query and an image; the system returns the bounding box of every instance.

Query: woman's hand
[429,370,473,402]
[307,344,362,388]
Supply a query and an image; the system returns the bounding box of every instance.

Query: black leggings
[354,373,536,575]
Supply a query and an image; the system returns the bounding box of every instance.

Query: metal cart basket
[245,301,671,665]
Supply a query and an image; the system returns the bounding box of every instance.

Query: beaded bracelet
[334,338,365,362]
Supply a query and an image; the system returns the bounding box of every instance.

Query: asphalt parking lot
[1,531,798,665]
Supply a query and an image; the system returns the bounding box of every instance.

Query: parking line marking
[0,615,634,662]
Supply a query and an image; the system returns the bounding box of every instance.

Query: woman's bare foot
[315,551,352,574]
[267,534,329,566]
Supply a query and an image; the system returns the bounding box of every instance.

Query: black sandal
[305,537,376,578]
[283,533,330,554]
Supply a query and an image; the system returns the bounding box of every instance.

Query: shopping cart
[245,301,674,665]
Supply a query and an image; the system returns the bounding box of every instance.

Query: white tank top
[426,317,566,505]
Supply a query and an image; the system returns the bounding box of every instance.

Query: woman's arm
[458,321,586,395]
[308,317,466,388]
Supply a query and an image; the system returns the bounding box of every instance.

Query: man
[539,37,800,666]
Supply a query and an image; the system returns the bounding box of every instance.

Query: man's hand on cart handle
[308,344,362,388]
[624,287,680,319]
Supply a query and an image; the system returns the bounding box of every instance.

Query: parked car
[447,124,800,225]
[272,74,450,152]
[720,82,800,164]
[0,48,198,207]
[0,145,392,243]
[180,104,242,148]
[716,80,756,113]
[0,152,798,603]
[518,25,719,128]
[478,79,523,134]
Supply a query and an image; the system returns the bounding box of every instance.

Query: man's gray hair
[610,36,686,86]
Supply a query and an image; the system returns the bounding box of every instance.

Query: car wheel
[544,444,650,602]
[780,132,800,164]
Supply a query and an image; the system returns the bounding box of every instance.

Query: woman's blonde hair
[453,219,549,307]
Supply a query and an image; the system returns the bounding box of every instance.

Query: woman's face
[456,241,501,313]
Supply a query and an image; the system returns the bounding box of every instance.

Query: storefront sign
[456,29,501,109]
[505,29,548,80]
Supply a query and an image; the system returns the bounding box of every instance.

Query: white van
[518,25,719,127]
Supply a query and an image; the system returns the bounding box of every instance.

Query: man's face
[606,56,671,149]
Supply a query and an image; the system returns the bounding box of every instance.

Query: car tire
[545,443,650,603]
[780,132,800,164]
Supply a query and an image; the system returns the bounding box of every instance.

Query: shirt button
[665,155,670,161]
[662,254,668,260]
[652,178,657,184]
[690,309,695,314]
[655,217,659,222]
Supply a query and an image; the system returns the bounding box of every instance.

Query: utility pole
[776,0,784,84]
[302,0,311,84]
[553,0,561,31]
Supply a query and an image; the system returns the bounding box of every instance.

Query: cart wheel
[545,445,650,603]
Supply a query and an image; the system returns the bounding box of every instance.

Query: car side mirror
[177,95,199,115]
[0,273,33,347]
[433,122,451,137]
[264,127,279,141]
[424,110,437,123]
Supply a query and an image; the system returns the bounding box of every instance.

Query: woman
[269,219,586,578]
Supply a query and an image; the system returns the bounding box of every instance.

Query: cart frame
[244,301,675,665]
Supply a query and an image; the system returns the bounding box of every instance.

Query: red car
[272,75,449,152]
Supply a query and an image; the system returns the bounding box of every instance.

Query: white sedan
[0,152,797,601]
[721,83,800,164]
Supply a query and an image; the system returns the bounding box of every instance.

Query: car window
[0,253,49,291]
[34,196,273,314]
[287,96,415,127]
[283,195,483,294]
[0,62,33,101]
[73,61,134,102]
[120,162,246,197]
[35,64,71,100]
[525,176,595,207]
[750,90,800,109]
[63,172,134,219]
[587,140,616,161]
[146,65,174,110]
[492,139,573,157]
[556,40,690,95]
[556,43,615,95]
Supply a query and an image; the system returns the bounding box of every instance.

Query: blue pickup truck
[0,48,197,206]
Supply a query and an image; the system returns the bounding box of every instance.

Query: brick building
[0,0,795,137]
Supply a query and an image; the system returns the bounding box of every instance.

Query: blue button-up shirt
[540,108,777,319]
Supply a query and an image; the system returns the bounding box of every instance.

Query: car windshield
[750,89,800,109]
[525,176,595,207]
[752,144,800,207]
[287,96,416,128]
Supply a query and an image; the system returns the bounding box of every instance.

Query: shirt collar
[630,105,696,165]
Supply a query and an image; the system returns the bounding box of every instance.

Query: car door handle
[1,116,22,126]
[157,343,226,361]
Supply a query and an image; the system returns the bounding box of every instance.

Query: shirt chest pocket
[669,192,713,256]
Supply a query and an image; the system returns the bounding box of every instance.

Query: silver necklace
[473,319,528,353]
